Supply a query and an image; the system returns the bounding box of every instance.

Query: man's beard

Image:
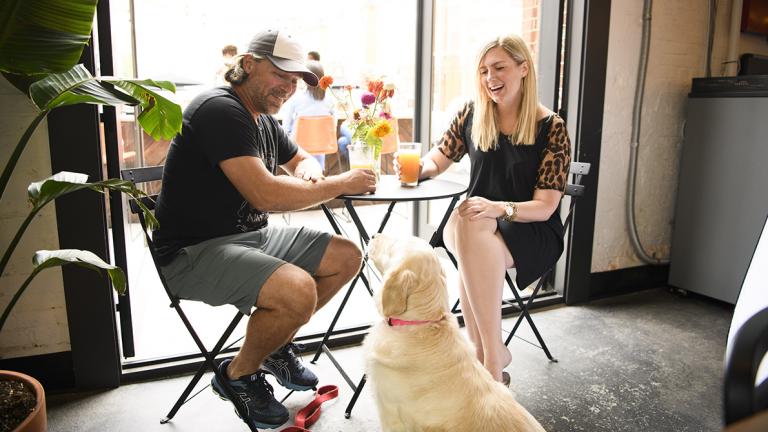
[254,89,289,115]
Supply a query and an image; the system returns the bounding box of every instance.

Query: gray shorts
[160,226,332,315]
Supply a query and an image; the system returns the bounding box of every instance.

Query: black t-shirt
[435,102,572,287]
[153,86,298,265]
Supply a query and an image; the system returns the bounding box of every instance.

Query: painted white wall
[0,77,69,359]
[592,0,768,272]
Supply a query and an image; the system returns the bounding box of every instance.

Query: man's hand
[339,168,377,195]
[294,157,324,183]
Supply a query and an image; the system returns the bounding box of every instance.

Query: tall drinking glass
[397,142,421,187]
[348,142,375,171]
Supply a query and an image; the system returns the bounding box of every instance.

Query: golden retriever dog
[363,234,546,432]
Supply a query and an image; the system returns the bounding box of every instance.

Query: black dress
[436,102,572,288]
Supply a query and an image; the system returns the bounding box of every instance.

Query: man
[153,29,376,429]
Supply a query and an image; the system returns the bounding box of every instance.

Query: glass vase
[348,140,381,180]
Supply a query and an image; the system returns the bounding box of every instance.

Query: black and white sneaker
[211,358,289,429]
[262,343,319,391]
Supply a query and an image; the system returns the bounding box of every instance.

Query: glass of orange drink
[397,142,421,187]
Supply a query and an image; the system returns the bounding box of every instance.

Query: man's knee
[260,266,317,324]
[324,236,362,277]
[339,237,363,273]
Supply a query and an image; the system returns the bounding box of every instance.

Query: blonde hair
[471,34,539,151]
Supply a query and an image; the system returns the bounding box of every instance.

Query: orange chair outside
[294,115,338,155]
[381,118,399,154]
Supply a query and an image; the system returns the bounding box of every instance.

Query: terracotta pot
[0,370,47,432]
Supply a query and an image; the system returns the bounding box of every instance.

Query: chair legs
[160,309,258,430]
[438,242,556,361]
[503,273,557,362]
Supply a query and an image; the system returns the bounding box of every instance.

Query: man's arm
[220,155,376,212]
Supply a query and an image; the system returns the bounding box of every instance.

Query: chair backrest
[121,165,163,215]
[561,161,590,231]
[381,118,399,154]
[294,115,338,155]
[120,166,179,302]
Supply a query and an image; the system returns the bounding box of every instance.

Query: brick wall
[592,0,768,271]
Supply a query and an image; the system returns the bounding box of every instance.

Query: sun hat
[247,29,318,86]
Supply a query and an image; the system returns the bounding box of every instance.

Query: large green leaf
[27,171,88,207]
[27,171,159,230]
[1,171,158,289]
[0,247,125,333]
[0,0,98,75]
[30,64,138,109]
[33,249,126,295]
[106,79,181,140]
[28,65,182,140]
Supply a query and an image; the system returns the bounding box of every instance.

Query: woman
[406,34,571,384]
[280,60,335,168]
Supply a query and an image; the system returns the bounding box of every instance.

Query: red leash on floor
[280,384,339,431]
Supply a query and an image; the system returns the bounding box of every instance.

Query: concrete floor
[46,287,733,432]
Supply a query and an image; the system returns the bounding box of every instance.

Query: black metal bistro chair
[433,161,591,362]
[725,306,768,428]
[723,213,768,429]
[121,165,266,432]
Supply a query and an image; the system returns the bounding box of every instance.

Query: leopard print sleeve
[536,115,571,192]
[435,102,471,162]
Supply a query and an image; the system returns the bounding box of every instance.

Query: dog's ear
[381,266,417,317]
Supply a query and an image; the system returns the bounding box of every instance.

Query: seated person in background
[280,61,335,170]
[153,29,376,429]
[397,33,571,386]
[337,121,353,168]
[214,44,238,86]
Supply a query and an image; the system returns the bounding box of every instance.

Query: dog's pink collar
[387,317,442,327]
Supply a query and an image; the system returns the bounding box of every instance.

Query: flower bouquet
[318,76,395,172]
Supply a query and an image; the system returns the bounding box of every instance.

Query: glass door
[420,0,568,298]
[106,0,418,366]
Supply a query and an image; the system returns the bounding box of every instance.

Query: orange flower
[318,75,334,90]
[367,80,384,97]
[371,120,393,138]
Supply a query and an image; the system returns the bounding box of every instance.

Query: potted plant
[0,1,181,430]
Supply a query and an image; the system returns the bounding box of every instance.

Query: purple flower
[361,92,376,106]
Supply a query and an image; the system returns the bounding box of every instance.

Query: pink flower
[379,111,392,120]
[361,92,376,106]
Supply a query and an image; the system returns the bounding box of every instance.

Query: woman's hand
[392,151,424,180]
[457,196,505,220]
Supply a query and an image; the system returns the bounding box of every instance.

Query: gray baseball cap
[247,30,318,86]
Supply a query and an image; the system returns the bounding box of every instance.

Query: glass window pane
[110,0,417,362]
[428,0,542,228]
